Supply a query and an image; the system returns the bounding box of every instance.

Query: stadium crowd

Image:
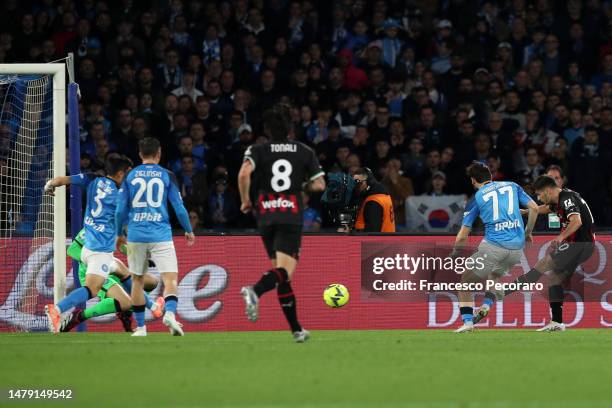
[1,0,611,230]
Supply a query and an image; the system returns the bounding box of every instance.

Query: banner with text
[1,235,611,332]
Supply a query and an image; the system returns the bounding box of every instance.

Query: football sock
[483,291,496,308]
[504,268,542,296]
[254,268,288,297]
[57,286,92,313]
[460,306,474,323]
[133,304,146,327]
[165,295,178,314]
[144,293,153,310]
[120,276,132,292]
[549,285,564,323]
[82,298,121,320]
[277,282,302,333]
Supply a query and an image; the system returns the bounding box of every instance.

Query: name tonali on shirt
[549,188,595,242]
[244,141,324,226]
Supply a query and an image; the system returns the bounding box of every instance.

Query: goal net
[0,65,66,332]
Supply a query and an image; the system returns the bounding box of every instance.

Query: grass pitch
[1,329,611,408]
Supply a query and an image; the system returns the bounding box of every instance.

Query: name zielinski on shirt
[134,170,163,177]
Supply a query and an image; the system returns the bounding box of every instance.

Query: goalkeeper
[61,228,164,332]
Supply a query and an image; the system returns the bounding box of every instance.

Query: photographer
[352,168,396,232]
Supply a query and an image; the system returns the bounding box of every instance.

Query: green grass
[1,330,611,408]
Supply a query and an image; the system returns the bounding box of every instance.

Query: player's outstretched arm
[45,173,94,196]
[44,176,73,196]
[238,160,254,213]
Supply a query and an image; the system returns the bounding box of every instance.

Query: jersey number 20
[131,177,164,208]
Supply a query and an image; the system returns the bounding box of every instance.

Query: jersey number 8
[131,177,165,208]
[271,159,293,192]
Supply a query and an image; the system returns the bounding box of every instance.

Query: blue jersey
[71,174,120,252]
[115,163,192,243]
[462,181,534,250]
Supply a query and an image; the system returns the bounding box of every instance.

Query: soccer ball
[323,284,349,308]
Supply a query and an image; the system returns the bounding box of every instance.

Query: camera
[321,172,359,229]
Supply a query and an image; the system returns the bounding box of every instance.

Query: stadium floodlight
[0,64,66,331]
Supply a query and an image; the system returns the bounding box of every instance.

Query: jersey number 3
[131,177,164,208]
[271,159,293,192]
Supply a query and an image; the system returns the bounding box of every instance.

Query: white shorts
[110,259,121,274]
[127,241,178,276]
[81,247,114,278]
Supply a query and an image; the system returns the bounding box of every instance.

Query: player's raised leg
[46,249,110,334]
[61,277,132,332]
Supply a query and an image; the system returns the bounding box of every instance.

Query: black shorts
[550,242,595,275]
[259,224,302,260]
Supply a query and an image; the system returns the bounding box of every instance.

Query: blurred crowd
[1,0,611,231]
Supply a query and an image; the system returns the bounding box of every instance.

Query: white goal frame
[0,63,66,303]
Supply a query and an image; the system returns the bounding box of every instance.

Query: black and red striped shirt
[549,189,595,243]
[244,141,324,226]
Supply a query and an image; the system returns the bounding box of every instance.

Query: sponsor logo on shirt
[133,212,163,222]
[494,219,520,232]
[258,194,299,214]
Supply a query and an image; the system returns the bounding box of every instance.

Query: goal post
[0,63,66,331]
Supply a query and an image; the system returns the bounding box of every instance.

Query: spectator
[369,138,392,178]
[417,106,442,149]
[381,158,414,225]
[205,177,239,229]
[335,91,364,137]
[171,70,203,102]
[425,171,448,196]
[316,120,343,170]
[413,149,442,195]
[381,19,404,68]
[518,147,545,187]
[487,154,505,181]
[563,108,585,148]
[569,126,609,222]
[188,209,205,233]
[368,104,391,140]
[170,136,204,174]
[543,137,570,176]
